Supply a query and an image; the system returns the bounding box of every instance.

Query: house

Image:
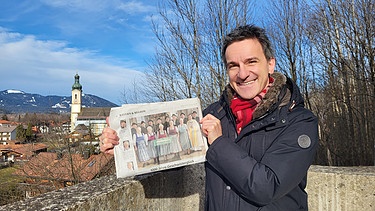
[15,152,115,197]
[0,125,17,141]
[0,120,12,127]
[0,142,48,162]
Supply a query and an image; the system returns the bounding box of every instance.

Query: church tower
[70,73,82,132]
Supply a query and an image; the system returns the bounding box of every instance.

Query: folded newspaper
[109,98,208,178]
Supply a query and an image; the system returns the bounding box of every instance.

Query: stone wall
[1,164,374,211]
[307,165,375,211]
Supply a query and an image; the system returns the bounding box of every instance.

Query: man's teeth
[241,79,256,85]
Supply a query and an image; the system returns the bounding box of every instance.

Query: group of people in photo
[117,111,205,168]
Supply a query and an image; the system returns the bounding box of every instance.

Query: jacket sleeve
[205,108,318,206]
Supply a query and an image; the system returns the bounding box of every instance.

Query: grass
[0,165,25,206]
[0,166,24,184]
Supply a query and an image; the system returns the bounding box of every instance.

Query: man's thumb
[106,117,110,126]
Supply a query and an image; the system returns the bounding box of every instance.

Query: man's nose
[237,64,248,79]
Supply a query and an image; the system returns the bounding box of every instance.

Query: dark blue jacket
[203,73,318,210]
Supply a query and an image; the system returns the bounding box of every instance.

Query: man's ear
[268,58,276,74]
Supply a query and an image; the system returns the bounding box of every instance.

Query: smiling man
[200,25,318,210]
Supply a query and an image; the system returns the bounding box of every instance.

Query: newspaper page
[109,98,208,178]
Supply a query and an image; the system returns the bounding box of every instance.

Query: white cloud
[118,1,156,14]
[0,29,144,104]
[40,0,111,12]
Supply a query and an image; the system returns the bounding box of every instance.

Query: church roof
[77,107,111,120]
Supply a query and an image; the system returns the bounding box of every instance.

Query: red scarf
[230,77,274,133]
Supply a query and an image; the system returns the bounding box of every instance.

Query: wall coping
[1,164,374,211]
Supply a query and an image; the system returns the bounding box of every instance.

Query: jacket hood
[223,72,305,119]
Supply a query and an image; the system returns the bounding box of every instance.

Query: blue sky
[0,0,160,105]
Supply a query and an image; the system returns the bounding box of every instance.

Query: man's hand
[200,114,222,145]
[99,117,119,155]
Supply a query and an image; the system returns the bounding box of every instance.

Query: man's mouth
[237,78,257,86]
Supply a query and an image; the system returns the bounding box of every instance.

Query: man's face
[120,121,126,128]
[225,38,275,100]
[124,141,130,149]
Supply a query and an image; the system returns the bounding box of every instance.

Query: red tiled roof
[0,120,11,124]
[0,143,48,160]
[16,152,114,182]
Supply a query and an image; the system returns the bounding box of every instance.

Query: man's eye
[246,60,256,65]
[228,64,238,70]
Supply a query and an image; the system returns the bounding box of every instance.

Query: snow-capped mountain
[0,89,118,113]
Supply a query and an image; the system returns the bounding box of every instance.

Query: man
[117,120,130,141]
[200,25,318,210]
[130,122,138,137]
[171,114,178,126]
[179,112,187,124]
[191,111,200,123]
[140,121,147,134]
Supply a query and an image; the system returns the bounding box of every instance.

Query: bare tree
[261,0,374,166]
[305,0,375,165]
[143,0,254,108]
[264,0,319,110]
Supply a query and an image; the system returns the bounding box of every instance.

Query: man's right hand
[99,117,119,155]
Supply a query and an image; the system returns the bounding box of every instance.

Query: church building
[70,74,111,137]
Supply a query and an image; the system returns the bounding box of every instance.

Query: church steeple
[72,73,82,91]
[70,73,82,132]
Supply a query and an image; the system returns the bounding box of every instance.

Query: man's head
[132,123,137,128]
[120,120,126,128]
[172,114,177,120]
[222,25,276,100]
[123,140,130,149]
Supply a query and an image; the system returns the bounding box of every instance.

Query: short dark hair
[221,24,274,65]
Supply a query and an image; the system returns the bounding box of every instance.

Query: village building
[0,125,17,142]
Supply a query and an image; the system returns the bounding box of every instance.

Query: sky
[0,0,161,105]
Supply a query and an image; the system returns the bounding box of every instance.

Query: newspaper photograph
[109,98,208,178]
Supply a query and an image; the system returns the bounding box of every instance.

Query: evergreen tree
[1,114,8,121]
[16,125,26,141]
[26,123,33,141]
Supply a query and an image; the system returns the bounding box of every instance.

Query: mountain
[0,89,119,114]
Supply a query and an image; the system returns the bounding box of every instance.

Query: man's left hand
[200,114,222,145]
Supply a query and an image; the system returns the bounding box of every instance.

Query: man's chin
[237,94,256,100]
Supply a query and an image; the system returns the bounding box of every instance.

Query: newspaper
[109,98,208,178]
